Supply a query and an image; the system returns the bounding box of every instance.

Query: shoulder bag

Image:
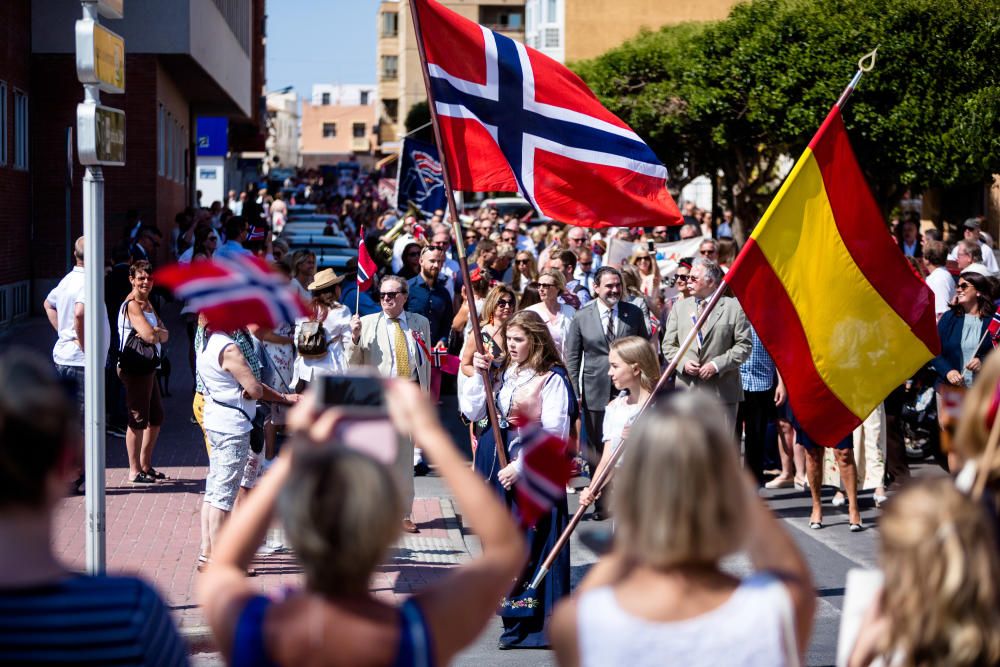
[118,300,160,374]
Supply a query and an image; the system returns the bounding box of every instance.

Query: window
[381,12,398,38]
[0,82,7,167]
[381,55,398,81]
[321,92,330,105]
[352,122,366,138]
[13,90,28,170]
[322,123,337,138]
[383,99,399,123]
[360,90,370,106]
[547,0,557,22]
[165,114,173,179]
[479,6,525,29]
[544,28,560,48]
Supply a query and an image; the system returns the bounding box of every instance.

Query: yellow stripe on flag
[750,148,936,419]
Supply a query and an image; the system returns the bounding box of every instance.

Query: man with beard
[406,246,454,348]
[564,266,648,521]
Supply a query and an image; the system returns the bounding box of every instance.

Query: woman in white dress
[578,336,659,509]
[550,392,815,667]
[525,269,576,360]
[291,269,351,391]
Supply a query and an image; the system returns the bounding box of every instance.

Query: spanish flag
[725,106,940,446]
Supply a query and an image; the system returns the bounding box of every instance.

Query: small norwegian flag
[988,312,1000,348]
[413,222,427,242]
[430,347,460,374]
[514,423,572,529]
[358,231,378,291]
[154,255,309,331]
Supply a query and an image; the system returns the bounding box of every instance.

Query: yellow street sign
[94,24,125,93]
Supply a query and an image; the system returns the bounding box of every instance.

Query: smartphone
[313,373,399,465]
[647,240,655,252]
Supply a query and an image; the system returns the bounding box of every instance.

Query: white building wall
[196,155,226,205]
[311,83,377,107]
[525,0,564,63]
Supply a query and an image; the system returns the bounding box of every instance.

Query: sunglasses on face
[699,249,715,256]
[674,275,689,283]
[379,291,402,300]
[580,261,593,267]
[497,299,514,308]
[516,258,531,264]
[956,282,974,291]
[538,283,557,290]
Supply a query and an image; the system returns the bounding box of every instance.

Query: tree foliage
[574,0,1000,232]
[404,101,434,142]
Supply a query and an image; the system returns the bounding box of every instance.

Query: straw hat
[307,268,345,291]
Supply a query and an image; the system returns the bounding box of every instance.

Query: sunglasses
[538,283,557,290]
[379,291,402,300]
[956,282,974,291]
[699,249,715,256]
[516,258,531,264]
[674,275,689,283]
[497,299,514,308]
[580,261,593,267]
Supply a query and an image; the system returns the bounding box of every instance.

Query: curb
[439,497,482,558]
[179,624,217,655]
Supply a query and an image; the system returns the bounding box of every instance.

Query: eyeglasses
[699,249,715,256]
[956,282,973,291]
[497,299,514,308]
[674,275,689,283]
[379,291,402,300]
[538,283,557,290]
[580,261,593,267]
[568,237,586,244]
[515,258,531,264]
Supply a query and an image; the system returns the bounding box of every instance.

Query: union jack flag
[414,0,682,229]
[154,255,309,331]
[513,421,572,529]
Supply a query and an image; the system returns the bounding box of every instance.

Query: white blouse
[525,302,577,359]
[460,365,571,457]
[602,392,644,460]
[292,304,352,383]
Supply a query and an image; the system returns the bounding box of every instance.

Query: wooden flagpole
[531,48,882,588]
[407,0,508,467]
[355,226,363,314]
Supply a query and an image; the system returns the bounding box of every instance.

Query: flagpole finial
[858,46,878,73]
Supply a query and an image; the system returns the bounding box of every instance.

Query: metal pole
[66,127,74,273]
[83,164,107,574]
[81,0,107,573]
[407,0,508,466]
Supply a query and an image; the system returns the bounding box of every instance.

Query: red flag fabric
[154,255,309,331]
[989,313,1000,349]
[514,424,572,529]
[358,236,377,291]
[413,0,682,229]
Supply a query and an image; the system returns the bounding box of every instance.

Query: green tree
[575,0,1000,236]
[404,101,434,142]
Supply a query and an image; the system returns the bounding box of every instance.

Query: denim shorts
[204,429,250,511]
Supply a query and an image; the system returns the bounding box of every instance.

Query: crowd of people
[7,177,1000,665]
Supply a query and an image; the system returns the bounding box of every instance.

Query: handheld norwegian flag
[989,312,1000,348]
[154,255,308,331]
[513,423,573,529]
[358,232,378,291]
[412,0,682,229]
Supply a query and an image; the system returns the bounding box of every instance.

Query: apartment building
[300,89,377,170]
[375,0,525,152]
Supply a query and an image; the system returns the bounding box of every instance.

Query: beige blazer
[347,310,432,392]
[661,295,752,404]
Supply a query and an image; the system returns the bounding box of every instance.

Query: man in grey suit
[662,258,752,428]
[565,266,649,520]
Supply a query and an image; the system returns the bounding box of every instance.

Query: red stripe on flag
[415,0,489,85]
[809,108,940,355]
[437,115,517,192]
[727,239,861,445]
[533,151,683,228]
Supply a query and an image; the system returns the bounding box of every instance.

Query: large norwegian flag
[413,0,682,229]
[155,255,309,331]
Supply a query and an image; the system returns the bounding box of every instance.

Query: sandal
[196,554,212,572]
[144,467,167,480]
[130,472,156,485]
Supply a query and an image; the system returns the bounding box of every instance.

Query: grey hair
[959,239,983,263]
[692,258,724,286]
[380,274,409,295]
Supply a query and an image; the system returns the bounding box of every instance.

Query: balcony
[352,137,371,153]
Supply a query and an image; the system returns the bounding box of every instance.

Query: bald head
[74,237,85,266]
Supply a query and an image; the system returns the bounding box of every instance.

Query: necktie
[606,307,616,341]
[391,318,410,378]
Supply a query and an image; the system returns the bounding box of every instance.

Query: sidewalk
[6,306,471,652]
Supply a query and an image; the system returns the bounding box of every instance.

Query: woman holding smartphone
[461,309,577,649]
[197,382,527,667]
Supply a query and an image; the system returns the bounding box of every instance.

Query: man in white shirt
[948,218,999,274]
[43,236,111,493]
[922,240,955,319]
[213,218,252,260]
